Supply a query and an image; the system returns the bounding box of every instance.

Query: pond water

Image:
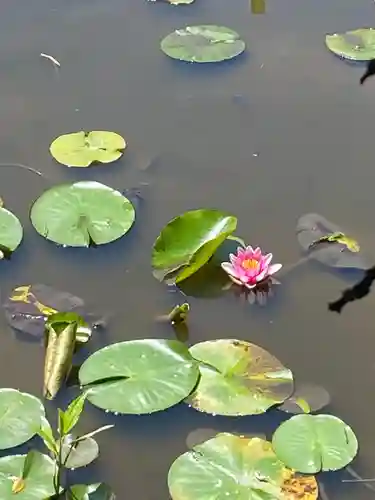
[0,0,375,498]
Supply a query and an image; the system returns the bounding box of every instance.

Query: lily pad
[61,435,99,469]
[272,414,358,473]
[185,428,266,449]
[325,28,375,61]
[79,339,199,414]
[30,181,135,247]
[186,339,293,416]
[68,483,116,500]
[50,131,126,167]
[296,213,367,270]
[160,25,245,63]
[0,389,45,449]
[0,452,55,499]
[168,433,318,500]
[152,209,237,283]
[278,382,331,414]
[0,206,23,258]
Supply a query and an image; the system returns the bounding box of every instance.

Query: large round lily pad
[0,452,55,499]
[161,25,245,63]
[168,433,318,500]
[79,339,200,414]
[152,209,237,283]
[30,181,135,247]
[272,414,358,473]
[0,389,45,449]
[325,28,375,61]
[186,339,293,416]
[0,207,23,256]
[50,131,126,167]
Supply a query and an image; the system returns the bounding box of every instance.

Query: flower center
[242,259,259,270]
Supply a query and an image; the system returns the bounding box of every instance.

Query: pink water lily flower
[221,245,282,289]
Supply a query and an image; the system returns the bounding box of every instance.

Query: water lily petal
[237,246,245,256]
[229,253,237,265]
[267,263,282,275]
[255,269,267,282]
[221,262,242,280]
[228,275,244,286]
[253,247,262,259]
[261,253,273,269]
[244,282,257,289]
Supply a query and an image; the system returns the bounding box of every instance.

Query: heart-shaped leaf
[50,131,126,167]
[30,181,135,247]
[272,414,358,473]
[325,28,375,61]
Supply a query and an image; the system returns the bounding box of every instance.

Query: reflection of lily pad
[169,434,318,500]
[30,181,135,247]
[79,339,199,414]
[0,207,23,257]
[272,414,358,473]
[50,131,126,167]
[0,389,45,449]
[325,28,375,61]
[161,25,245,63]
[296,213,367,270]
[61,436,99,469]
[0,452,55,499]
[152,209,237,283]
[186,339,293,416]
[278,382,331,414]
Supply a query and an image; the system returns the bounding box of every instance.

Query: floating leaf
[0,206,23,258]
[61,435,99,469]
[3,284,103,341]
[186,339,293,416]
[161,25,245,63]
[68,483,116,500]
[152,209,237,283]
[278,382,331,414]
[185,428,266,449]
[79,339,199,414]
[272,414,358,473]
[325,28,375,61]
[0,389,45,449]
[296,213,367,270]
[0,452,55,499]
[168,434,318,500]
[50,131,126,168]
[30,181,135,247]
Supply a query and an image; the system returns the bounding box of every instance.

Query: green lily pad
[186,339,293,416]
[0,389,45,449]
[168,433,318,500]
[161,25,245,63]
[50,131,126,167]
[79,339,200,414]
[0,452,55,499]
[61,436,99,469]
[68,483,116,499]
[152,209,237,283]
[272,414,358,473]
[325,28,375,61]
[0,207,23,258]
[30,181,135,247]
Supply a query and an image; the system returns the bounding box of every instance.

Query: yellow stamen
[242,259,259,270]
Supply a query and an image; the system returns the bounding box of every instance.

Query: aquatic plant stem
[342,466,375,493]
[0,163,52,183]
[276,254,312,278]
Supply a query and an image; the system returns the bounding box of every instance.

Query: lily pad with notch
[325,28,375,61]
[0,205,23,259]
[185,339,294,416]
[79,339,200,414]
[169,433,318,500]
[161,25,245,63]
[30,181,135,247]
[50,131,126,168]
[296,213,367,270]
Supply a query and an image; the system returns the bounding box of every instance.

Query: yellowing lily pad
[325,28,375,61]
[168,433,318,500]
[50,131,126,167]
[186,339,293,416]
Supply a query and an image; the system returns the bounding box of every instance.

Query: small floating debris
[40,53,61,67]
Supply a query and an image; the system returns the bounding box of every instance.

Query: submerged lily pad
[0,389,45,449]
[186,339,293,416]
[50,131,126,167]
[296,213,367,270]
[79,339,199,414]
[0,206,23,258]
[278,382,331,414]
[69,483,116,500]
[272,414,358,473]
[30,181,135,247]
[161,25,245,63]
[152,209,237,283]
[325,28,375,61]
[168,434,318,500]
[0,452,55,499]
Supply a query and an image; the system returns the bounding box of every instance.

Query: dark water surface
[1,0,375,498]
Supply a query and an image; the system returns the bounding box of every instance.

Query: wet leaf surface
[325,28,375,61]
[185,427,266,449]
[68,483,116,499]
[0,206,23,256]
[186,339,293,416]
